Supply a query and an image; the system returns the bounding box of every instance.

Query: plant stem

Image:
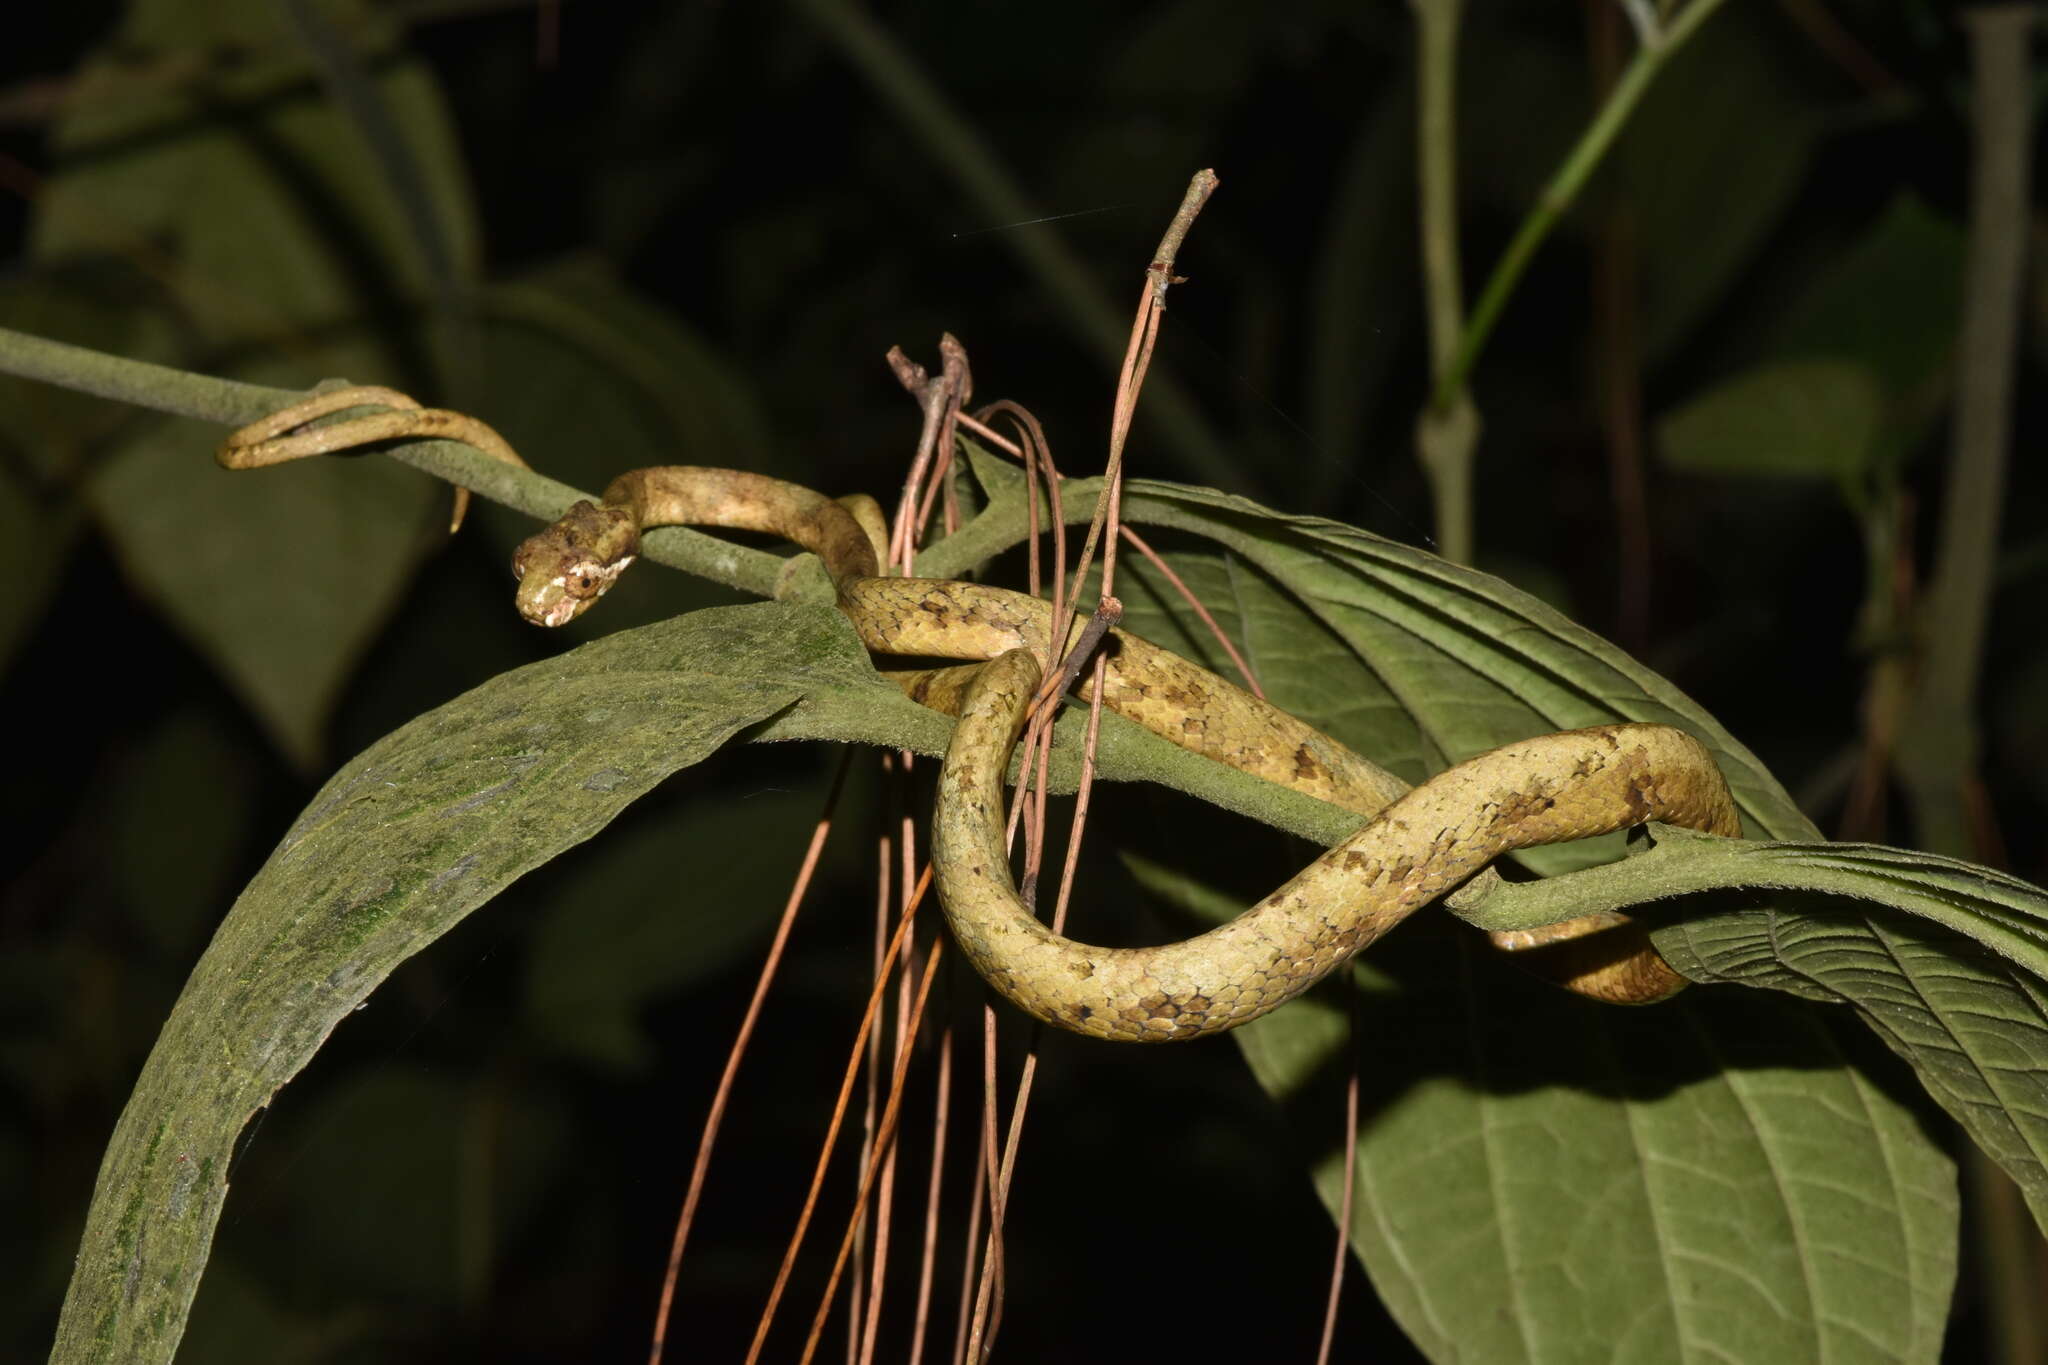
[1412,0,1465,386]
[1894,4,2032,855]
[1408,0,1480,561]
[1889,10,2039,1363]
[1428,0,1731,413]
[0,324,790,598]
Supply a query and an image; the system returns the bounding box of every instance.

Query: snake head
[512,500,642,626]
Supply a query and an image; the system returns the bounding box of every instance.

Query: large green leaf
[1579,834,2048,1224]
[937,455,1964,1361]
[1134,855,1955,1365]
[49,604,834,1362]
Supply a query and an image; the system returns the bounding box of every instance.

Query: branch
[1429,0,1732,411]
[0,325,790,598]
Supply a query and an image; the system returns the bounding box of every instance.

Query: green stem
[1428,0,1731,413]
[1890,11,2040,1364]
[1409,0,1479,561]
[1894,5,2033,856]
[0,324,788,597]
[1412,0,1465,382]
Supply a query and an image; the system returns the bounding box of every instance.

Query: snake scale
[224,391,1743,1043]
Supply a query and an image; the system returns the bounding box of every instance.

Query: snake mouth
[512,551,636,626]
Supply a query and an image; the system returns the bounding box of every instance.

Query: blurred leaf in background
[1,1,2042,1361]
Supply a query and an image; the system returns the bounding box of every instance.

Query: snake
[223,389,1743,1043]
[217,385,530,532]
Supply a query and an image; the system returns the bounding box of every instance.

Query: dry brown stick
[962,177,1223,1358]
[856,364,973,1358]
[958,407,1263,699]
[885,343,951,568]
[961,1010,1006,1363]
[1118,525,1265,698]
[905,1021,953,1365]
[914,336,971,541]
[800,937,948,1364]
[646,753,853,1365]
[744,867,934,1365]
[801,938,949,1365]
[947,1022,995,1365]
[856,925,918,1362]
[1314,998,1363,1365]
[889,336,973,563]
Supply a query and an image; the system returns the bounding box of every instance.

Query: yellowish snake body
[224,392,1743,1042]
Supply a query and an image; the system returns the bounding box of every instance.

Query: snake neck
[512,468,881,627]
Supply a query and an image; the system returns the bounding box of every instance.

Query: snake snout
[510,500,642,627]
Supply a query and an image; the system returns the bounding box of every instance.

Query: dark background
[2,1,2042,1360]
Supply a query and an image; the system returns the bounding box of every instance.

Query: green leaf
[1446,827,2048,1252]
[1140,853,1953,1363]
[50,603,833,1361]
[1655,358,1886,483]
[1766,195,1965,400]
[37,0,477,338]
[944,456,1960,1361]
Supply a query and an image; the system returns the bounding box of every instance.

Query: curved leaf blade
[945,463,1958,1362]
[51,604,838,1361]
[1482,832,2048,1228]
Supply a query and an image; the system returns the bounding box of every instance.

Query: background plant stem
[1411,0,1728,564]
[1889,9,2039,1363]
[0,324,791,598]
[1429,0,1731,412]
[1409,0,1479,562]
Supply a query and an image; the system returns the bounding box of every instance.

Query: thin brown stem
[905,1022,952,1365]
[1585,0,1651,650]
[962,1010,1007,1362]
[1314,993,1363,1365]
[1118,526,1265,697]
[950,1094,990,1365]
[745,867,934,1365]
[647,754,852,1365]
[800,939,948,1365]
[958,409,1263,698]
